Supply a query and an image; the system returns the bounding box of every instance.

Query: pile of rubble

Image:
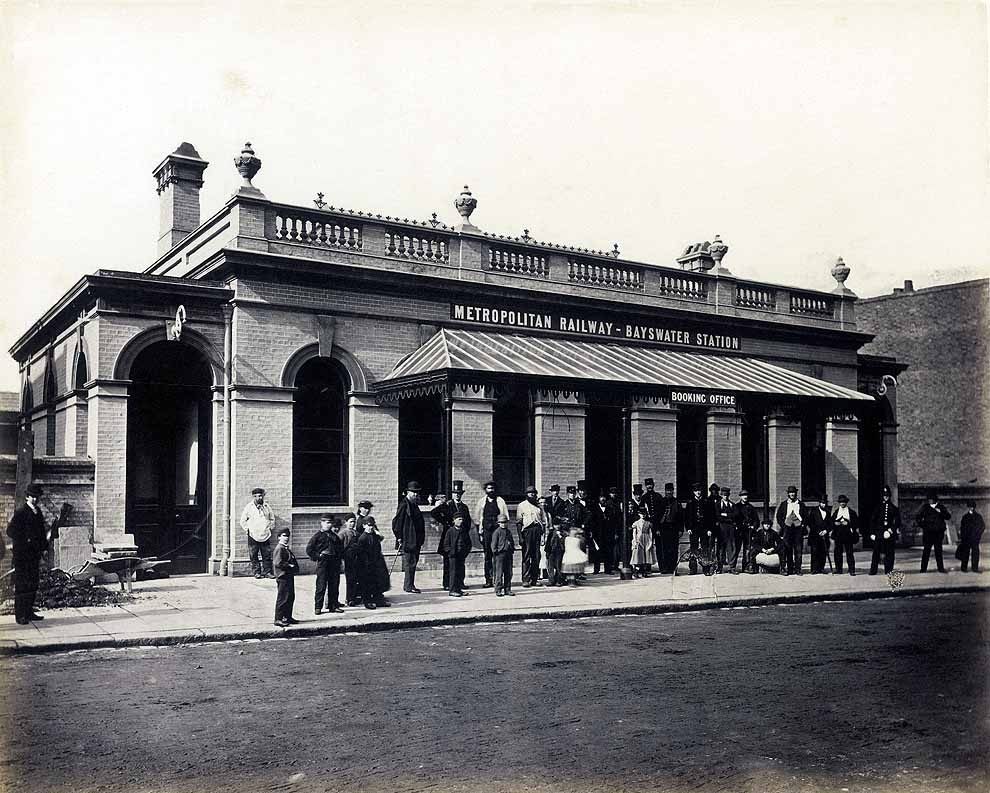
[0,563,133,613]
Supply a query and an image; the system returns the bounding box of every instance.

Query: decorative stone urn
[234,142,262,187]
[454,185,478,226]
[709,234,729,271]
[831,256,851,286]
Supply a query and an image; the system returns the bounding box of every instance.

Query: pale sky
[1,1,987,393]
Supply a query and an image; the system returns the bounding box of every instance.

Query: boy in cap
[6,482,49,624]
[490,517,516,596]
[958,500,985,573]
[338,512,362,605]
[444,512,474,596]
[272,528,300,627]
[241,487,275,578]
[306,513,345,614]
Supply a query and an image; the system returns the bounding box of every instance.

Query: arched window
[74,348,89,390]
[293,357,349,505]
[43,361,57,456]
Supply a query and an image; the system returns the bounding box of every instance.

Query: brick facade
[630,404,677,485]
[858,279,989,486]
[707,410,743,496]
[6,148,894,575]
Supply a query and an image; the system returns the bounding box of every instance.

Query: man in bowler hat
[776,485,807,575]
[392,481,426,593]
[6,482,49,624]
[916,491,951,573]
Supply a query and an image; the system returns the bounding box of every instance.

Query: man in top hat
[915,491,950,573]
[640,478,663,572]
[622,483,645,573]
[241,487,275,579]
[516,485,548,587]
[545,484,565,527]
[655,482,684,574]
[775,486,807,575]
[684,482,714,575]
[805,493,833,574]
[475,481,509,587]
[432,481,472,591]
[731,489,760,573]
[392,481,426,593]
[832,493,860,575]
[586,489,619,574]
[6,483,49,624]
[715,487,736,573]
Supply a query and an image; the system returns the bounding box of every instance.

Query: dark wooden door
[127,385,210,574]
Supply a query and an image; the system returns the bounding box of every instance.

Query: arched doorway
[126,340,213,574]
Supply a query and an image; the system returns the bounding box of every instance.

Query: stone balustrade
[656,273,707,301]
[384,229,450,263]
[489,245,549,278]
[273,209,363,250]
[567,256,644,290]
[789,292,834,316]
[247,202,853,329]
[736,284,776,310]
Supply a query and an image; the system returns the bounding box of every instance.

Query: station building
[8,142,902,574]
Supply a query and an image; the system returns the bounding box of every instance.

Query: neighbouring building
[7,142,902,575]
[858,278,989,538]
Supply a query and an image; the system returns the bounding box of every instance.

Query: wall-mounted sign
[450,303,742,351]
[669,390,737,408]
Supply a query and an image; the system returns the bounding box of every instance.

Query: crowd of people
[256,478,986,626]
[3,479,985,628]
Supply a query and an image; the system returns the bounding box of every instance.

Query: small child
[629,506,657,578]
[561,525,588,586]
[305,512,344,615]
[272,528,300,626]
[445,513,473,596]
[545,522,567,586]
[490,517,516,596]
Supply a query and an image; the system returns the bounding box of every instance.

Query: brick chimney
[153,142,208,256]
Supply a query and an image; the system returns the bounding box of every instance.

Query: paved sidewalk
[1,550,986,654]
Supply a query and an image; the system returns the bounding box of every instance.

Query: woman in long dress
[629,506,657,577]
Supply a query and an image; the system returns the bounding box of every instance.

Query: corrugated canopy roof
[378,329,873,402]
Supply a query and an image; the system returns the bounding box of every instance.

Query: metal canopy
[376,328,874,402]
